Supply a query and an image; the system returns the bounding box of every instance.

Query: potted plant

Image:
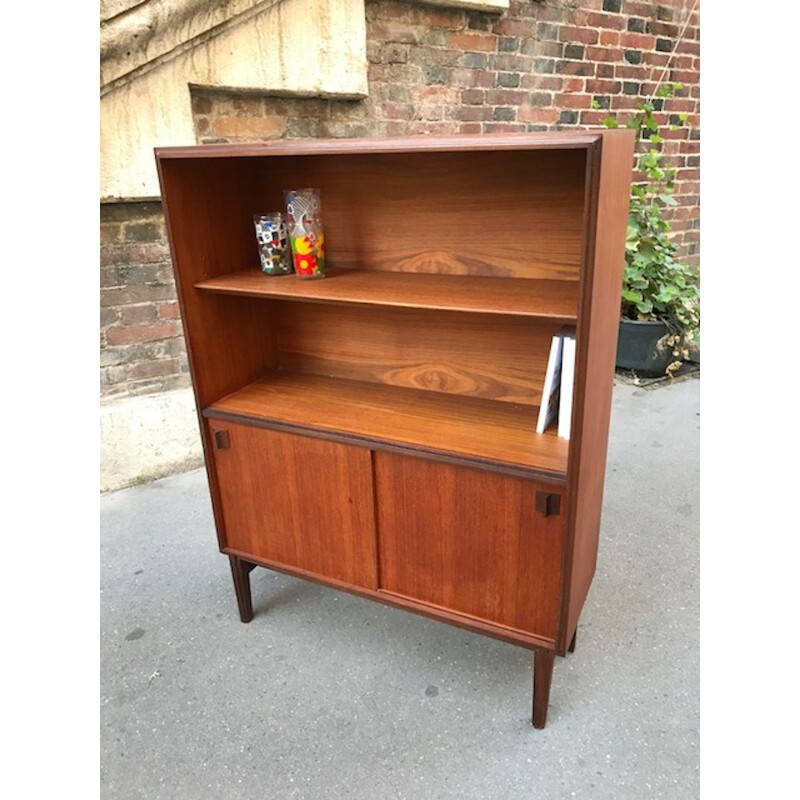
[602,84,700,376]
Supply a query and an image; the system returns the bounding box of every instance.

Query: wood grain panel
[195,270,580,321]
[375,453,564,641]
[209,422,378,589]
[276,304,564,406]
[562,130,636,649]
[204,371,569,478]
[247,149,587,279]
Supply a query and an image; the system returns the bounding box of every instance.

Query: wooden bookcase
[155,131,634,728]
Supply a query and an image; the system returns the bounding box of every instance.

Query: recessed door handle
[535,491,561,517]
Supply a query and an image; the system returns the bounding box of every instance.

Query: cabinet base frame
[224,551,564,728]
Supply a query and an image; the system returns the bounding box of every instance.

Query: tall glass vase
[284,188,326,279]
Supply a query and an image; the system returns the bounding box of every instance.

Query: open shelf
[195,270,579,322]
[203,371,569,479]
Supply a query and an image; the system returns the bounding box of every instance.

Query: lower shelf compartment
[204,370,568,479]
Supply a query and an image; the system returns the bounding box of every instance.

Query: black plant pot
[616,318,674,375]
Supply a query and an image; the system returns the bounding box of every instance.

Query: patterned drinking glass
[253,212,293,275]
[284,188,326,279]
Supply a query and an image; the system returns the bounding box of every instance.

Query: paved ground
[100,378,699,800]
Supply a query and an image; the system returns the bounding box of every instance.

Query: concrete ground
[100,378,699,800]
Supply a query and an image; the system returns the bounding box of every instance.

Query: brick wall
[100,0,700,398]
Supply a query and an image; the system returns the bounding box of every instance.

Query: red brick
[579,111,610,125]
[517,107,560,124]
[664,98,696,112]
[586,78,621,93]
[383,103,415,119]
[600,30,620,46]
[458,123,482,134]
[451,68,493,88]
[586,46,623,62]
[455,106,494,122]
[120,305,158,325]
[559,26,599,44]
[563,77,585,92]
[127,358,181,381]
[611,95,644,110]
[615,65,647,79]
[625,2,652,16]
[676,40,700,56]
[491,18,534,37]
[424,9,464,29]
[643,52,670,67]
[524,75,563,91]
[158,302,181,320]
[586,12,625,30]
[446,31,495,52]
[485,89,527,105]
[556,93,593,109]
[106,322,180,346]
[620,32,656,50]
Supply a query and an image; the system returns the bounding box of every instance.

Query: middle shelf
[195,269,579,321]
[203,371,569,480]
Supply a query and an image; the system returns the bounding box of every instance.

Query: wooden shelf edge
[195,270,580,322]
[156,132,601,160]
[203,407,567,485]
[221,546,557,651]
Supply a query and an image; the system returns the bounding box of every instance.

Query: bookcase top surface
[155,131,606,160]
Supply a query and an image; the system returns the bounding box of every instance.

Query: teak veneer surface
[274,303,563,407]
[204,371,569,478]
[375,453,564,641]
[210,424,378,588]
[195,270,580,321]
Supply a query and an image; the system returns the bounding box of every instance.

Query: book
[558,333,576,440]
[536,334,564,434]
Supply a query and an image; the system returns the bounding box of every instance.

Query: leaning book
[536,333,564,434]
[558,332,576,440]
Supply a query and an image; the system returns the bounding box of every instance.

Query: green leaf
[636,299,654,315]
[659,194,677,206]
[622,289,643,303]
[603,117,619,129]
[649,134,663,144]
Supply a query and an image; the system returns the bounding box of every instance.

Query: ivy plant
[600,83,700,372]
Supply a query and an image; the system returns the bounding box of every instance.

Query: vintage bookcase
[155,131,634,728]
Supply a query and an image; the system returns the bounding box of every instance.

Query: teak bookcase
[156,131,634,729]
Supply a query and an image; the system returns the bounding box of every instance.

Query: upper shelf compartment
[195,270,579,321]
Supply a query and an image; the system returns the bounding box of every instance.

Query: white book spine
[536,334,564,434]
[558,335,576,440]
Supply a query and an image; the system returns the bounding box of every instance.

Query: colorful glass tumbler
[253,213,292,275]
[284,188,326,279]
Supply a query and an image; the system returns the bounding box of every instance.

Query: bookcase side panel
[157,157,280,552]
[563,131,635,648]
[157,158,279,409]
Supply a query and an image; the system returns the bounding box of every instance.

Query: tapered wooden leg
[568,630,577,653]
[229,555,254,623]
[532,649,555,729]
